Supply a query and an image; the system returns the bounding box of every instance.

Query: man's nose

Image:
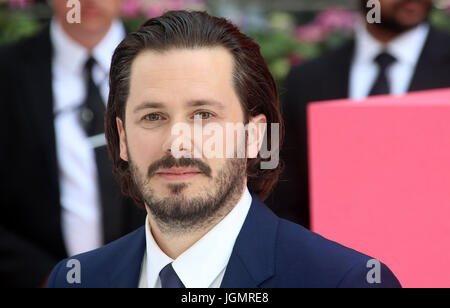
[161,122,198,159]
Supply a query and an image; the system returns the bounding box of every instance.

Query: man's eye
[194,112,213,120]
[144,113,163,121]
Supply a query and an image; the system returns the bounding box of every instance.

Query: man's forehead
[130,46,235,82]
[126,46,239,110]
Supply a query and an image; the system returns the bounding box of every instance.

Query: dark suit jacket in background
[265,27,450,229]
[47,194,401,288]
[0,26,145,287]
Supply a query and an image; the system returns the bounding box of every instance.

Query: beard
[129,155,247,235]
[362,0,432,33]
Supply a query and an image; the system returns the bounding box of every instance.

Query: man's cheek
[206,158,224,178]
[130,135,161,158]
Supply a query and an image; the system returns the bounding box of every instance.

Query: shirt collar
[50,18,125,75]
[145,186,252,288]
[354,21,430,66]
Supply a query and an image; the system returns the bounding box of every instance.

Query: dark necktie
[159,263,185,288]
[368,51,397,96]
[79,56,123,244]
[80,57,106,136]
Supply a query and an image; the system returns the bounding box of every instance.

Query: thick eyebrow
[133,102,165,114]
[133,99,226,114]
[186,99,226,110]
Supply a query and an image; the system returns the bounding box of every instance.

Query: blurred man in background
[0,0,145,287]
[266,0,450,228]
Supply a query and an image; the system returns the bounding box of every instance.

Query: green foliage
[0,9,39,45]
[0,4,448,85]
[122,17,147,34]
[430,8,450,32]
[251,30,322,84]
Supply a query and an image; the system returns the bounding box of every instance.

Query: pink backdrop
[308,89,450,288]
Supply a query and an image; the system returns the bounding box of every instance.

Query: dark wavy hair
[105,10,283,209]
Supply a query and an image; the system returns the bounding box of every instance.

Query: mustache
[147,155,212,178]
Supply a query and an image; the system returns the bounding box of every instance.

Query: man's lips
[156,167,202,181]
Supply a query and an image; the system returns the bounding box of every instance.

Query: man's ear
[116,117,129,162]
[247,114,267,159]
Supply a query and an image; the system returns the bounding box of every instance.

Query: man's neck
[58,20,113,51]
[148,215,221,260]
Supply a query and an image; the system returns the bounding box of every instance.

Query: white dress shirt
[138,187,253,288]
[51,19,126,257]
[349,21,430,100]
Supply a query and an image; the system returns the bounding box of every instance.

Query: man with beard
[47,11,401,288]
[267,0,450,229]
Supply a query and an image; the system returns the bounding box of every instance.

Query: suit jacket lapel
[104,197,280,288]
[108,227,146,288]
[220,195,279,288]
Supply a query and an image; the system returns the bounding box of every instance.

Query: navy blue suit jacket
[47,194,401,288]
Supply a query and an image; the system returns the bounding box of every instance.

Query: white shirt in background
[51,19,125,257]
[349,22,430,100]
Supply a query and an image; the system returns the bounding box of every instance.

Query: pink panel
[308,89,450,288]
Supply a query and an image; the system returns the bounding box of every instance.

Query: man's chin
[166,182,190,195]
[153,183,205,199]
